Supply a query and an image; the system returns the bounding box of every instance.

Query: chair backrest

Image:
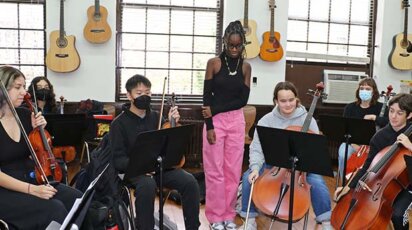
[243,105,256,144]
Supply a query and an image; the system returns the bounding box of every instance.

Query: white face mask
[359,90,372,101]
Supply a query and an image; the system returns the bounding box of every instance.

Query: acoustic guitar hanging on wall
[259,0,284,62]
[389,0,412,70]
[83,0,112,44]
[46,0,80,73]
[240,0,260,59]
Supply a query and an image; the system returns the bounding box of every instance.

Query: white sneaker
[224,220,237,230]
[321,221,333,230]
[210,222,225,230]
[237,218,257,230]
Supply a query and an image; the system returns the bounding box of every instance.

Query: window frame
[115,0,224,102]
[0,0,47,85]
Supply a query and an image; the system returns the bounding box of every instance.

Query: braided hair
[222,20,246,57]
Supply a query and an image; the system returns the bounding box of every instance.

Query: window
[116,0,222,100]
[287,0,375,64]
[0,0,46,85]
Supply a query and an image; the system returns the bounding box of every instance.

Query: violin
[24,92,63,184]
[161,93,180,129]
[345,85,395,179]
[252,82,327,222]
[331,125,412,230]
[0,81,53,185]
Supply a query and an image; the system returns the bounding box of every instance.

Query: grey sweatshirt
[249,104,320,171]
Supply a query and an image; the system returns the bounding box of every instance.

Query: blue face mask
[359,90,372,101]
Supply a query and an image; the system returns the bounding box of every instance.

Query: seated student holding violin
[0,66,83,229]
[25,76,58,114]
[337,78,389,181]
[110,74,200,230]
[238,81,332,230]
[334,93,412,230]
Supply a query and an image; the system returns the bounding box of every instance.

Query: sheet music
[60,163,110,229]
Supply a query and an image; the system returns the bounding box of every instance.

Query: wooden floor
[67,159,410,230]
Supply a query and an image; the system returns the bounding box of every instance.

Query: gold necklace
[224,55,240,76]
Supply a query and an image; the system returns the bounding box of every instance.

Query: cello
[252,82,327,223]
[0,80,57,185]
[331,125,412,230]
[345,85,395,179]
[23,91,63,184]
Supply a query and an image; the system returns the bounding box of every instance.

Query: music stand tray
[256,126,333,230]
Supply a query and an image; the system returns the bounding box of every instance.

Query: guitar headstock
[307,82,328,99]
[268,0,276,9]
[402,0,410,8]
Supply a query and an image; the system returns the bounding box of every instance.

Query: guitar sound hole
[56,38,68,48]
[93,14,102,21]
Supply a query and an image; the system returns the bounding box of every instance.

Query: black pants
[133,168,200,230]
[0,183,82,230]
[391,189,412,230]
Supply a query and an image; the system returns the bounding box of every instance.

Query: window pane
[171,35,193,52]
[169,70,193,94]
[122,34,146,50]
[147,0,170,5]
[20,4,44,29]
[287,20,308,41]
[121,51,146,67]
[329,24,349,44]
[330,0,350,23]
[308,22,328,43]
[192,70,205,94]
[287,42,307,52]
[0,30,18,48]
[170,53,193,69]
[122,8,146,33]
[0,3,17,28]
[147,9,169,34]
[348,45,367,58]
[171,10,194,35]
[0,49,18,64]
[307,43,327,54]
[351,0,370,24]
[195,0,217,8]
[194,11,217,36]
[328,44,348,56]
[20,31,44,48]
[21,49,44,65]
[146,52,169,68]
[171,0,194,7]
[20,66,44,85]
[193,36,216,52]
[147,35,169,51]
[124,0,146,3]
[145,69,169,93]
[309,0,330,21]
[350,25,368,45]
[193,53,213,69]
[288,0,309,19]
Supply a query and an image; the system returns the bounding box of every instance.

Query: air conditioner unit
[323,70,368,104]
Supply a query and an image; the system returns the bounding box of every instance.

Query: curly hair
[27,76,57,113]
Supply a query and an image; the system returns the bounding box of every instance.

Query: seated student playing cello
[238,81,332,230]
[0,66,84,229]
[334,93,412,230]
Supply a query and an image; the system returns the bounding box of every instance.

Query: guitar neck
[59,0,64,39]
[95,0,101,15]
[404,3,409,41]
[243,0,249,28]
[270,5,275,39]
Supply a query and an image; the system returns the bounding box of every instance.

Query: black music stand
[256,126,333,230]
[319,115,376,186]
[404,155,412,184]
[44,113,87,147]
[124,124,194,230]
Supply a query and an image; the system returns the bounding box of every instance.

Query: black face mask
[133,95,151,110]
[35,89,51,101]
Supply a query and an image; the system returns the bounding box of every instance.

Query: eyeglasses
[226,43,244,50]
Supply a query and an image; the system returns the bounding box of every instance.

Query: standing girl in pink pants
[202,20,251,230]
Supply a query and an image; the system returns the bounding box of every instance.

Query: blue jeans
[338,143,355,181]
[240,165,331,223]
